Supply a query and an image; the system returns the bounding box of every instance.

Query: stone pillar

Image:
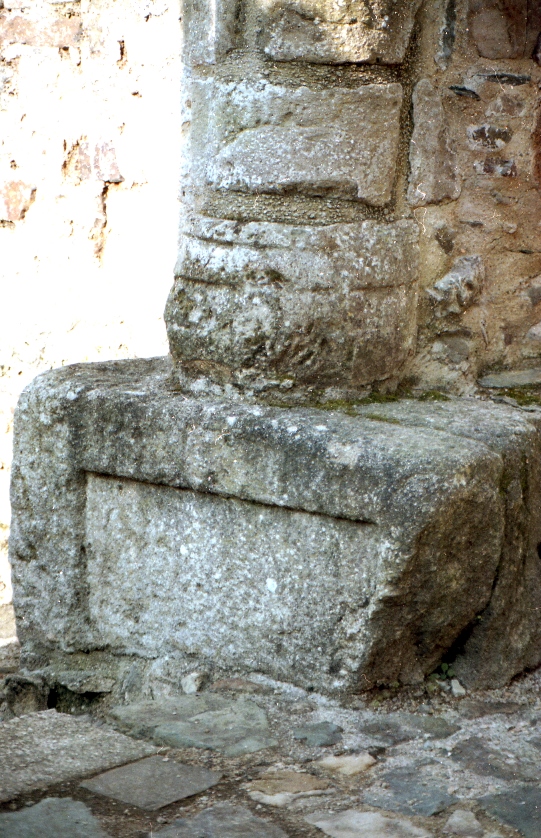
[165,0,421,402]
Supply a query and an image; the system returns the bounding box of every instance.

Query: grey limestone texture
[0,709,155,802]
[9,358,541,694]
[150,803,288,837]
[480,786,541,838]
[80,755,222,809]
[362,765,458,817]
[0,797,110,838]
[109,694,278,756]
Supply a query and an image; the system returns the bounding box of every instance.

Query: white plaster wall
[0,0,182,609]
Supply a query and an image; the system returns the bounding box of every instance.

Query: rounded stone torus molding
[166,218,420,399]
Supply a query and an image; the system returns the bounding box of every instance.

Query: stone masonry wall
[0,0,181,609]
[167,0,541,402]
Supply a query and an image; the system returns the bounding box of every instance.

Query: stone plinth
[9,359,541,694]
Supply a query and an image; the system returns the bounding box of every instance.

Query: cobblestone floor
[1,620,541,837]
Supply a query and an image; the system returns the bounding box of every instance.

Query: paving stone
[80,755,222,810]
[458,699,523,719]
[0,797,110,838]
[111,695,277,757]
[478,369,541,389]
[480,786,541,838]
[443,809,484,836]
[149,803,288,836]
[247,768,331,807]
[358,713,460,745]
[316,753,376,776]
[292,721,343,747]
[450,736,538,782]
[0,710,155,803]
[363,766,458,817]
[305,809,433,837]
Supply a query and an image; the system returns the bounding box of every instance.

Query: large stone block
[190,79,403,205]
[407,80,460,207]
[166,217,419,392]
[259,0,423,64]
[9,358,541,693]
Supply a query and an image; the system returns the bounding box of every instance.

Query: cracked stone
[0,797,110,838]
[292,722,343,747]
[110,695,277,757]
[149,803,288,837]
[80,755,222,810]
[247,768,331,807]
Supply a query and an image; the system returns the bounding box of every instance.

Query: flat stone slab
[358,713,460,745]
[305,809,433,837]
[0,710,155,802]
[480,786,541,838]
[111,695,277,757]
[363,766,457,817]
[80,755,222,810]
[478,369,541,389]
[150,803,288,837]
[0,797,110,838]
[292,722,343,747]
[450,736,538,782]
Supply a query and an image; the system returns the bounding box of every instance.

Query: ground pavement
[1,626,541,838]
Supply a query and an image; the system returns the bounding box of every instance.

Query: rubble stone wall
[168,0,541,402]
[0,0,181,606]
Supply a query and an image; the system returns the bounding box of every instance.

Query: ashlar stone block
[166,217,419,392]
[10,359,541,694]
[191,79,403,205]
[259,0,423,64]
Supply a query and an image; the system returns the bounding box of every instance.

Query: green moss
[499,388,541,406]
[363,412,401,425]
[417,390,451,402]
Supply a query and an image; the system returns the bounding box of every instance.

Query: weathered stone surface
[80,756,222,810]
[0,797,110,838]
[317,753,376,775]
[305,809,433,837]
[0,181,36,222]
[167,218,419,393]
[191,80,403,205]
[450,736,539,781]
[358,713,460,745]
[0,709,155,802]
[407,80,460,207]
[183,0,238,64]
[479,368,541,388]
[110,695,277,757]
[469,0,541,59]
[292,721,343,746]
[247,769,331,806]
[259,0,423,64]
[480,786,541,838]
[354,397,541,689]
[150,803,288,837]
[427,256,485,317]
[10,360,541,692]
[443,810,484,837]
[363,763,458,817]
